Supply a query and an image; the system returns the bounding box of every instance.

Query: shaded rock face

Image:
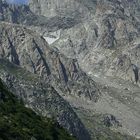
[0,59,90,140]
[28,0,140,85]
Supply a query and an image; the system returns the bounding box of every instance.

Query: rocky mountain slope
[0,0,140,140]
[28,0,140,85]
[28,0,140,139]
[0,21,100,102]
[0,78,76,140]
[0,58,90,140]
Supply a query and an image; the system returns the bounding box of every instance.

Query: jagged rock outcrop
[0,22,100,102]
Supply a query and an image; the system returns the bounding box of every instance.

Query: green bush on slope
[0,80,76,140]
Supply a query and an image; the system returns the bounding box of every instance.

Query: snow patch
[43,30,60,45]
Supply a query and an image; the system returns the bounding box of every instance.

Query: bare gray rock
[0,22,100,102]
[27,0,140,138]
[28,0,140,85]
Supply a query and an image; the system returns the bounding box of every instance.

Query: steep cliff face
[0,22,100,102]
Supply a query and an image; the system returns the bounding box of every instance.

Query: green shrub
[0,80,76,140]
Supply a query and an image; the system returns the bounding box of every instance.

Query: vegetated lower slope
[0,79,76,140]
[0,58,90,140]
[0,60,138,140]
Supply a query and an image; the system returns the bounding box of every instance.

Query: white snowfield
[43,30,60,45]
